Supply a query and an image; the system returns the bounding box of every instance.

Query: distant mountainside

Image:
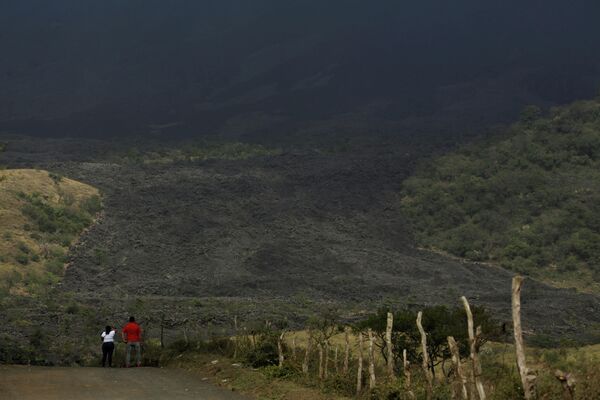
[2,0,600,140]
[401,98,600,292]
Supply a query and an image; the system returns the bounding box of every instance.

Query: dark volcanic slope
[49,153,599,341]
[3,140,600,341]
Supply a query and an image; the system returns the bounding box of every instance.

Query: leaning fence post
[461,296,486,400]
[512,276,536,400]
[417,311,433,400]
[386,312,395,379]
[448,336,468,400]
[357,332,364,395]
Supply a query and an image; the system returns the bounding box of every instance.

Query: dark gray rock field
[2,137,600,342]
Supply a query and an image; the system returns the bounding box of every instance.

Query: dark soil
[2,137,600,343]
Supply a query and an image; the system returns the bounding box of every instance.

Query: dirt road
[0,365,249,400]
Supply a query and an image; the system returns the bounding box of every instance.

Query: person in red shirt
[122,316,143,367]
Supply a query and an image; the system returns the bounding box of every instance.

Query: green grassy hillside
[0,169,101,296]
[401,99,600,292]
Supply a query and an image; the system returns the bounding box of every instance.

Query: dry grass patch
[0,169,100,295]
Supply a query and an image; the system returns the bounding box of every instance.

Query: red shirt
[122,322,142,342]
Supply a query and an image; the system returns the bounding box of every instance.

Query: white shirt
[101,330,116,343]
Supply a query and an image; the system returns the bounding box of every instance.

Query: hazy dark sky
[2,1,600,139]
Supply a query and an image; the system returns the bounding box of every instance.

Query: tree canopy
[356,306,501,376]
[401,99,600,289]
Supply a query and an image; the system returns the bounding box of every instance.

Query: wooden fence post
[318,343,324,380]
[448,336,468,400]
[386,312,395,379]
[343,327,350,375]
[417,311,433,400]
[302,331,312,375]
[160,313,165,349]
[292,336,297,359]
[278,330,286,368]
[334,345,339,374]
[368,328,376,390]
[357,332,364,395]
[233,315,238,359]
[461,296,486,400]
[403,349,415,399]
[512,276,536,399]
[324,343,330,379]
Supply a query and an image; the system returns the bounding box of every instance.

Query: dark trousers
[102,342,115,367]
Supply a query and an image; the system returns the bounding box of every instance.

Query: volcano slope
[2,138,600,343]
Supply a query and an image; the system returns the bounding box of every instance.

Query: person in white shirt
[101,325,116,367]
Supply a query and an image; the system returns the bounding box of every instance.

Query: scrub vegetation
[0,169,101,296]
[401,99,600,292]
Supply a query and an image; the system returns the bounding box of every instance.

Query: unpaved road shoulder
[0,365,249,400]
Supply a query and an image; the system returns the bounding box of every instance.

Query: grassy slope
[0,169,100,295]
[401,99,600,293]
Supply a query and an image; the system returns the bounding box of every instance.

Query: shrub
[17,242,31,254]
[82,195,102,215]
[45,259,65,276]
[243,341,279,368]
[48,172,63,184]
[15,254,29,265]
[93,248,108,265]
